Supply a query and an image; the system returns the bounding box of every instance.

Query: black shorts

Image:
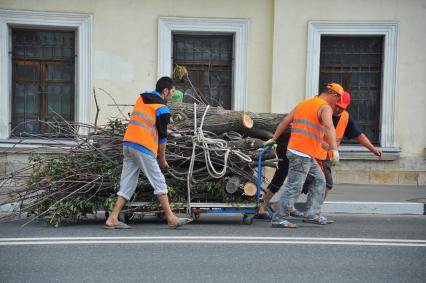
[267,144,289,194]
[322,157,333,189]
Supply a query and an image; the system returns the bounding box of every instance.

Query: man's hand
[331,149,340,166]
[158,159,169,170]
[372,148,383,159]
[263,138,276,148]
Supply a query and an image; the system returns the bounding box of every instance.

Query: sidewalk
[296,184,426,215]
[1,184,425,215]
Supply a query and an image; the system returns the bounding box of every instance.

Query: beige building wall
[0,0,274,123]
[1,0,425,184]
[272,0,426,184]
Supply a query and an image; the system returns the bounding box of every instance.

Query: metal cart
[118,145,271,225]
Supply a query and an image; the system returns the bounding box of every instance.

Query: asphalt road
[1,214,425,283]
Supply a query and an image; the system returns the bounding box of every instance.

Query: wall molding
[306,21,399,147]
[0,9,92,138]
[158,17,249,110]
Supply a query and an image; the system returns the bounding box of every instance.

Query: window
[173,34,233,109]
[319,36,383,144]
[157,17,249,111]
[306,21,398,150]
[11,29,75,136]
[0,9,92,140]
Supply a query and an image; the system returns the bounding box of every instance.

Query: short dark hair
[155,76,175,93]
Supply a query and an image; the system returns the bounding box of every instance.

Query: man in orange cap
[259,88,383,225]
[308,91,383,199]
[263,83,342,227]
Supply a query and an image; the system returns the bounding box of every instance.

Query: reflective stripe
[322,143,333,150]
[291,128,323,142]
[292,119,325,132]
[324,137,343,143]
[128,120,158,143]
[131,111,155,128]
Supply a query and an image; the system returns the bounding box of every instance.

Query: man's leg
[106,146,139,227]
[273,151,311,225]
[258,146,289,215]
[132,147,190,227]
[106,196,127,226]
[157,193,181,227]
[303,159,326,218]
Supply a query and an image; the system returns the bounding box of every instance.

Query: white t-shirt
[288,148,312,159]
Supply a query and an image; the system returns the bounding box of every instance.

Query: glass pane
[319,36,383,144]
[47,64,73,80]
[173,34,234,109]
[15,63,38,81]
[13,118,39,136]
[13,29,75,59]
[47,84,72,118]
[14,83,39,115]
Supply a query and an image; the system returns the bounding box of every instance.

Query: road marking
[0,236,425,247]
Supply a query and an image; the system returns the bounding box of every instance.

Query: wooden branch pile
[0,102,289,226]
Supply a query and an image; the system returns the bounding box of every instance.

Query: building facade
[0,0,425,185]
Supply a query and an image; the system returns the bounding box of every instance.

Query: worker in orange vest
[263,83,343,228]
[303,91,383,220]
[259,91,384,224]
[105,77,191,229]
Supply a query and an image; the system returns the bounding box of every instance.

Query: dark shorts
[267,144,289,194]
[322,157,333,189]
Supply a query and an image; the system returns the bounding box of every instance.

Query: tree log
[169,102,291,140]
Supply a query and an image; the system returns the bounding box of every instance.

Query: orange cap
[336,91,351,109]
[326,83,344,96]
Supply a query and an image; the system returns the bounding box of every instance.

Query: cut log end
[243,182,257,196]
[243,113,253,129]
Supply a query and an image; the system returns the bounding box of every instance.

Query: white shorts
[117,146,168,201]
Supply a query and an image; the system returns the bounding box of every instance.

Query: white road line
[1,236,425,243]
[0,240,425,247]
[0,236,425,247]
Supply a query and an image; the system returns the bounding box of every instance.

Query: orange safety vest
[123,96,164,157]
[323,110,349,159]
[288,97,328,160]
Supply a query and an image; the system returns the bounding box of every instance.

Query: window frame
[158,17,249,111]
[0,9,92,141]
[306,21,400,159]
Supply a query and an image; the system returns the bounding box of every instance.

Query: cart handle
[257,145,271,201]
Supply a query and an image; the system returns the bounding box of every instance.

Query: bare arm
[272,109,295,141]
[319,105,337,151]
[158,143,168,169]
[356,133,383,158]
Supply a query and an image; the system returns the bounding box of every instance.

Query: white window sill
[0,138,82,154]
[339,145,400,161]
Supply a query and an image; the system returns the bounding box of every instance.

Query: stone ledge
[339,145,400,160]
[334,170,426,186]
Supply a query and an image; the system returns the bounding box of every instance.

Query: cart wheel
[124,212,135,223]
[155,212,165,220]
[242,214,254,225]
[191,213,200,221]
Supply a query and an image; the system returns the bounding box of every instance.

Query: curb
[320,201,425,215]
[2,202,425,216]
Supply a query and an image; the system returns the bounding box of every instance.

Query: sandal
[103,221,131,229]
[288,209,304,219]
[271,220,297,228]
[302,216,328,225]
[318,215,334,224]
[254,213,271,220]
[168,218,193,229]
